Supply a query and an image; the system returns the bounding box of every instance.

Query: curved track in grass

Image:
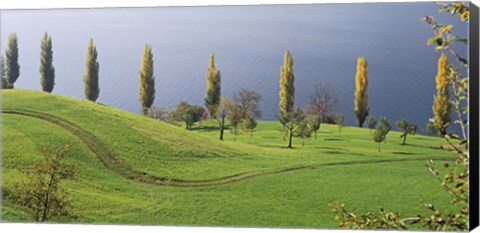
[3,109,455,187]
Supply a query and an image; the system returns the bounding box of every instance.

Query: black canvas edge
[469,1,479,231]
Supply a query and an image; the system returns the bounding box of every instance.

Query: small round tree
[365,116,378,134]
[395,119,417,145]
[373,117,391,152]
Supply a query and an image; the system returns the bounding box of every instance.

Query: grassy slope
[1,89,460,228]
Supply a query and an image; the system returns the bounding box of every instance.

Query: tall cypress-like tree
[40,32,55,93]
[277,49,297,148]
[138,44,155,116]
[83,39,99,102]
[354,56,369,127]
[4,33,20,88]
[205,52,221,118]
[432,53,451,136]
[279,49,295,117]
[0,55,5,87]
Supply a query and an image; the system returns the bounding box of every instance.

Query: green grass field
[1,89,460,228]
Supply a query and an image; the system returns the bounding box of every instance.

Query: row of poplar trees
[0,32,156,115]
[2,32,373,145]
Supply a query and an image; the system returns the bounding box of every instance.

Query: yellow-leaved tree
[205,52,221,119]
[138,44,155,116]
[353,56,369,127]
[432,53,451,136]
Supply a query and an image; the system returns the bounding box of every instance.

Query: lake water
[0,3,468,132]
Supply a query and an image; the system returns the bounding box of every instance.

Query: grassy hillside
[1,89,460,228]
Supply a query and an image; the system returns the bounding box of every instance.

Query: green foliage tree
[173,101,205,130]
[365,116,378,134]
[83,39,100,102]
[138,44,155,115]
[277,108,305,148]
[373,117,390,152]
[205,52,221,118]
[278,49,297,148]
[151,106,182,127]
[431,54,451,136]
[306,115,321,139]
[331,114,345,134]
[294,119,312,147]
[228,103,243,141]
[395,119,417,145]
[241,116,257,137]
[353,56,369,127]
[217,97,233,141]
[0,54,6,88]
[40,32,55,93]
[4,33,20,88]
[425,120,439,137]
[13,145,78,222]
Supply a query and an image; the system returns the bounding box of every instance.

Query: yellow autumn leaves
[432,53,451,136]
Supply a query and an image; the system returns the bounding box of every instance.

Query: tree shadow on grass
[189,126,219,132]
[392,151,416,155]
[404,143,444,151]
[313,146,348,151]
[323,138,348,141]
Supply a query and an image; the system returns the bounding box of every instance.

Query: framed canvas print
[0,0,479,232]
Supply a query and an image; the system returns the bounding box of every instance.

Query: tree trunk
[219,117,225,140]
[402,133,407,145]
[302,139,305,147]
[288,127,293,148]
[378,143,380,152]
[314,131,317,139]
[42,171,56,222]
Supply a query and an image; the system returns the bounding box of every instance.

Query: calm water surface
[0,3,468,131]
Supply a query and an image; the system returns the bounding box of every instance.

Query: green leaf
[427,37,440,45]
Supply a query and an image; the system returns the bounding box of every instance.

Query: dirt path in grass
[3,109,455,188]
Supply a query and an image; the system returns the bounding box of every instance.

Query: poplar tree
[432,54,451,136]
[205,52,221,118]
[0,55,5,87]
[138,44,155,115]
[354,56,369,127]
[40,32,55,93]
[4,33,20,88]
[279,50,295,117]
[83,39,99,102]
[277,49,297,148]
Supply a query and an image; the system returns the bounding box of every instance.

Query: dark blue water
[0,3,468,132]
